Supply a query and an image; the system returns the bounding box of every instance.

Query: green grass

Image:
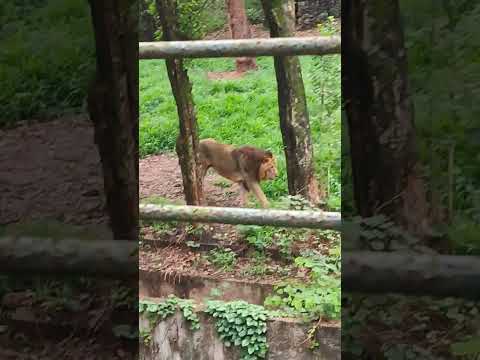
[140,195,182,205]
[139,56,341,208]
[0,219,112,240]
[0,0,95,126]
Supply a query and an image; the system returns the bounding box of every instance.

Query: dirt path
[140,152,244,208]
[0,116,109,229]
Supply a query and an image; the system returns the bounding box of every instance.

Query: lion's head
[258,152,277,181]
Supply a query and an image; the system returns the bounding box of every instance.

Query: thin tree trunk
[156,0,204,205]
[342,0,430,238]
[225,0,257,72]
[261,0,321,205]
[87,0,139,240]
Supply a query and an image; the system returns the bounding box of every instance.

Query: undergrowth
[206,248,237,272]
[396,2,480,255]
[264,247,341,321]
[343,293,480,359]
[0,0,95,126]
[235,198,342,321]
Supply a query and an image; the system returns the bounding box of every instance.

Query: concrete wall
[140,269,274,305]
[140,312,340,360]
[296,0,341,30]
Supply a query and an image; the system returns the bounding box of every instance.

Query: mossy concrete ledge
[140,269,274,305]
[139,311,340,360]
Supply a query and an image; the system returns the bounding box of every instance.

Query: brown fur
[198,138,277,208]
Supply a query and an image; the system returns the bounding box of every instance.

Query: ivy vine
[139,296,200,344]
[205,300,269,360]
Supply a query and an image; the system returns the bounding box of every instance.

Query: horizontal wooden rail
[343,251,480,299]
[140,204,341,230]
[139,36,341,59]
[0,237,138,278]
[2,237,480,299]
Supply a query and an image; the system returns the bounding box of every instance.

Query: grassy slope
[139,57,341,208]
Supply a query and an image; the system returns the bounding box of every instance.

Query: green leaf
[451,337,480,355]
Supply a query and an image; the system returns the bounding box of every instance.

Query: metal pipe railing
[140,204,341,230]
[139,36,341,59]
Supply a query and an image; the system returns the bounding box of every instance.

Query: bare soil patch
[206,71,248,80]
[0,115,109,232]
[139,243,308,284]
[140,152,244,248]
[140,152,243,207]
[204,24,321,40]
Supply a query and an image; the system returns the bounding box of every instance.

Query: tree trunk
[342,0,430,238]
[140,0,156,41]
[87,0,139,241]
[260,0,321,205]
[156,0,204,205]
[140,203,341,229]
[225,0,257,72]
